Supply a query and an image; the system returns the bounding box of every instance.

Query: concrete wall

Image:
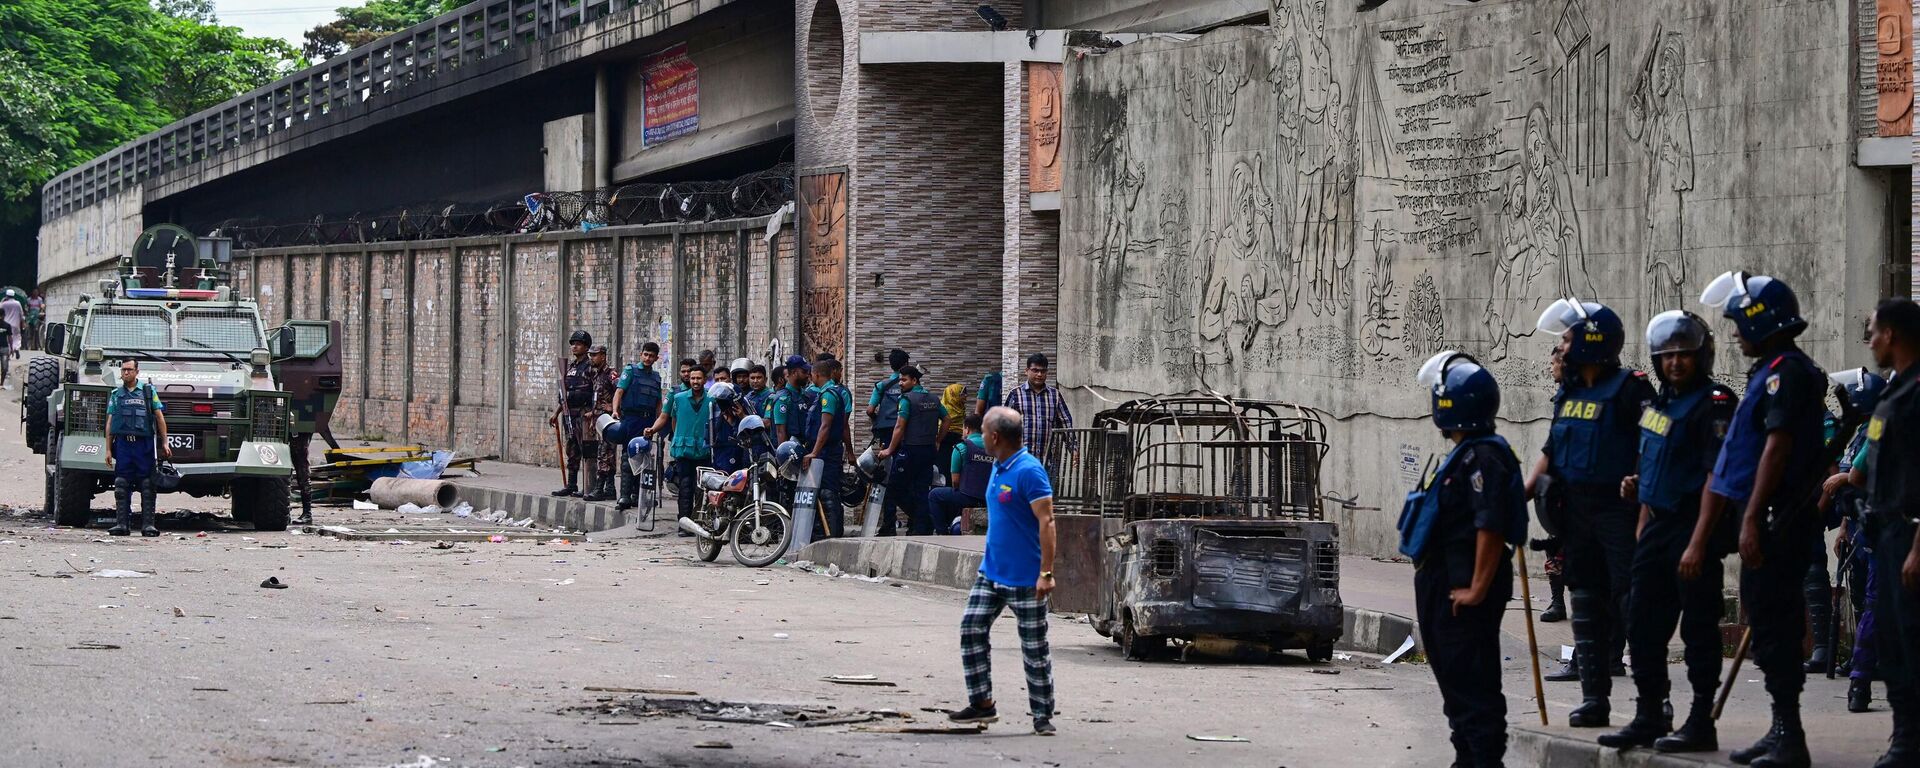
[36,218,795,466]
[545,115,597,192]
[1059,1,1879,556]
[1040,0,1266,32]
[616,0,796,181]
[36,186,144,286]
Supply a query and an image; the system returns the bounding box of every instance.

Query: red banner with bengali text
[643,43,699,145]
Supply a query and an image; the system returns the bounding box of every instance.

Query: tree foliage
[0,51,72,203]
[302,0,455,61]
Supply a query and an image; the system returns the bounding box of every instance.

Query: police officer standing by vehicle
[1401,351,1529,768]
[875,366,944,535]
[1695,272,1826,768]
[105,359,171,537]
[612,342,665,510]
[1528,298,1653,727]
[1596,311,1737,752]
[1858,297,1920,768]
[550,330,595,497]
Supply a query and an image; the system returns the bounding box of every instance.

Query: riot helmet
[855,445,887,481]
[1699,271,1807,344]
[1644,310,1715,385]
[1418,350,1500,432]
[707,382,739,406]
[774,439,805,480]
[1829,367,1889,414]
[626,435,653,475]
[569,329,593,346]
[735,414,767,441]
[1537,297,1625,367]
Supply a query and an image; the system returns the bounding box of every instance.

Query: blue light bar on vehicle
[125,288,220,300]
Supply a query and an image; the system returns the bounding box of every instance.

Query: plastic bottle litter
[396,502,425,516]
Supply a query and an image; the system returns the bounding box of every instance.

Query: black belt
[119,434,151,442]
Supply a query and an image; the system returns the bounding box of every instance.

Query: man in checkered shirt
[1000,353,1073,457]
[948,406,1058,735]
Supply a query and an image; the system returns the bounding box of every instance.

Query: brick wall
[1001,62,1061,382]
[408,248,454,446]
[453,243,505,455]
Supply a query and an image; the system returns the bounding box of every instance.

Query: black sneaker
[1033,718,1056,736]
[949,703,998,725]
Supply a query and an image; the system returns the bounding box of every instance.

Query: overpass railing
[40,0,693,222]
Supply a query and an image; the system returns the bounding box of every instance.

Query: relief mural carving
[798,171,847,360]
[1056,1,1800,416]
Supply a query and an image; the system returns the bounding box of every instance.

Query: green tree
[150,4,303,119]
[302,0,454,61]
[0,51,74,203]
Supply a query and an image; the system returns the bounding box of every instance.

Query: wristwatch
[1040,571,1054,580]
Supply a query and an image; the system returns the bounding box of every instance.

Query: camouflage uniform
[555,353,595,495]
[589,358,618,479]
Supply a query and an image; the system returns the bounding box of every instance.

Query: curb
[794,537,1422,657]
[449,483,629,532]
[1511,728,1725,768]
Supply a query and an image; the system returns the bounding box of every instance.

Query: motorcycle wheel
[730,501,792,568]
[695,523,723,562]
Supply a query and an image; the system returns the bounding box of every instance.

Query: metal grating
[68,390,109,434]
[252,395,289,441]
[290,324,329,357]
[1124,439,1325,522]
[84,308,172,350]
[1314,540,1339,591]
[1043,427,1130,517]
[179,310,264,352]
[1150,538,1181,579]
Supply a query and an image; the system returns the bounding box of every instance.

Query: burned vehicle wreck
[1046,397,1342,661]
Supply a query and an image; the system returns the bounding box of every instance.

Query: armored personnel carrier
[25,225,336,531]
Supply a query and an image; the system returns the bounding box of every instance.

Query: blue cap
[784,354,812,372]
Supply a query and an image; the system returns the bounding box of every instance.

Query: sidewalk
[795,533,1895,767]
[316,439,643,533]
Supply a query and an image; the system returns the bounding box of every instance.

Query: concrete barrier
[450,484,630,533]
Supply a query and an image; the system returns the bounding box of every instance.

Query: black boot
[582,472,611,502]
[1804,570,1833,674]
[109,480,132,536]
[616,468,637,510]
[1597,698,1670,748]
[1731,714,1783,765]
[1545,654,1579,682]
[1750,705,1810,768]
[1655,699,1719,753]
[1851,677,1875,714]
[1568,590,1611,727]
[139,508,158,537]
[1876,687,1920,768]
[551,464,578,497]
[1540,573,1567,622]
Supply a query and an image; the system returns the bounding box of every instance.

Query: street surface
[0,386,1448,768]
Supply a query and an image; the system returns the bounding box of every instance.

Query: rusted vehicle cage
[1045,396,1343,662]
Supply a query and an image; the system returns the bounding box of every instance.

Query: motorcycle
[681,435,793,567]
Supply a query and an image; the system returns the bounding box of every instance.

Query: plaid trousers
[959,575,1055,719]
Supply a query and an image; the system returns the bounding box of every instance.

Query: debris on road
[573,696,901,730]
[171,607,185,617]
[69,642,121,650]
[823,675,897,687]
[1381,635,1416,664]
[94,569,151,578]
[694,741,733,749]
[583,686,699,696]
[259,577,288,589]
[853,724,983,735]
[1186,734,1251,743]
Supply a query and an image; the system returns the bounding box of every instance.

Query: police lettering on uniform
[875,366,944,535]
[612,341,665,510]
[1400,351,1528,768]
[105,359,172,537]
[1596,311,1737,753]
[1528,298,1653,728]
[1696,272,1826,768]
[1824,367,1888,713]
[1859,297,1920,768]
[804,358,854,538]
[550,330,596,497]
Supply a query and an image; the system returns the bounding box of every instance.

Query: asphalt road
[0,386,1448,767]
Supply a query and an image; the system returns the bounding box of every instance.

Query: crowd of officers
[544,333,1072,539]
[1404,270,1920,768]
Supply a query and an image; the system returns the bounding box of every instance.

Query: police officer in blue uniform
[708,383,747,474]
[1696,272,1826,768]
[875,366,944,535]
[1858,297,1920,768]
[1528,298,1654,727]
[1595,311,1737,752]
[1824,367,1888,713]
[1401,351,1528,768]
[612,341,665,510]
[771,355,813,445]
[805,358,855,538]
[105,359,171,537]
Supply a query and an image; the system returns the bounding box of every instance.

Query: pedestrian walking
[1002,354,1072,457]
[0,289,21,360]
[1400,351,1528,768]
[929,413,991,534]
[876,366,943,535]
[949,406,1059,736]
[549,330,595,497]
[645,364,713,535]
[1697,271,1826,768]
[105,359,171,537]
[25,290,42,350]
[1597,311,1737,753]
[803,358,854,538]
[613,342,665,510]
[1858,297,1920,767]
[1527,299,1651,727]
[581,345,618,501]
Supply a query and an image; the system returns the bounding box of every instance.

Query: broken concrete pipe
[368,477,460,509]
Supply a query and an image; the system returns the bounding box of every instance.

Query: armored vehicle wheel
[23,356,58,454]
[236,476,291,531]
[1120,614,1165,661]
[1306,640,1335,663]
[48,440,95,528]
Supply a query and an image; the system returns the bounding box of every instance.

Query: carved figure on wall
[1403,272,1446,361]
[1359,221,1400,361]
[1287,0,1358,319]
[1086,101,1146,329]
[1625,27,1695,315]
[1485,105,1592,360]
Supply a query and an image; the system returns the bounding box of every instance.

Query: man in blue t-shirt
[948,406,1058,736]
